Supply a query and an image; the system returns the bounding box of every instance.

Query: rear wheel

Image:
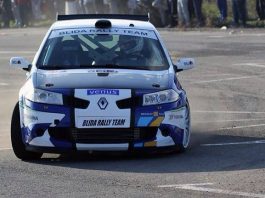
[177,101,191,153]
[11,102,42,160]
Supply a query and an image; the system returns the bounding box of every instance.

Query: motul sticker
[87,89,119,95]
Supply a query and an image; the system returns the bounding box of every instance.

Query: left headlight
[25,88,63,105]
[143,89,180,106]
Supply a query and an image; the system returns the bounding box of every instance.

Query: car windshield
[37,28,169,70]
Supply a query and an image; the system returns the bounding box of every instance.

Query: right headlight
[24,88,63,105]
[143,89,179,106]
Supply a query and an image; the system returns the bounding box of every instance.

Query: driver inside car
[115,35,147,66]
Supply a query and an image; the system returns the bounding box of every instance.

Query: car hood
[35,69,169,89]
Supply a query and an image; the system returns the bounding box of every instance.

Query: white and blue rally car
[10,14,195,160]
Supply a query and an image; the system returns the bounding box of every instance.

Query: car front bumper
[20,90,188,153]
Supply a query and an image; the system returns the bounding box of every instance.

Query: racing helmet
[118,35,144,55]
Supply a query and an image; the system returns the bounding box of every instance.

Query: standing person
[256,0,265,20]
[109,0,119,14]
[54,0,65,15]
[232,0,247,27]
[177,0,190,27]
[192,0,203,27]
[30,0,42,20]
[11,0,22,27]
[83,0,95,14]
[65,0,79,14]
[78,0,85,14]
[0,0,4,28]
[93,0,104,14]
[152,0,169,27]
[167,0,178,27]
[216,0,227,24]
[188,0,194,20]
[16,0,31,27]
[118,0,128,14]
[128,0,137,14]
[1,0,13,28]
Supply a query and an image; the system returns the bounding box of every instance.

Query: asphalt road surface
[0,28,265,198]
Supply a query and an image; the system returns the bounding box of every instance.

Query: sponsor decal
[49,28,158,40]
[140,112,164,116]
[85,69,118,73]
[87,89,119,96]
[58,29,120,36]
[82,119,126,127]
[150,116,164,127]
[144,141,157,147]
[169,114,183,120]
[95,69,117,73]
[137,116,153,127]
[153,111,159,116]
[162,108,186,129]
[140,112,153,116]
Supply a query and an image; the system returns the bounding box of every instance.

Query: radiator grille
[48,127,157,144]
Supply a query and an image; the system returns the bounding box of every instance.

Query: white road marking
[208,36,225,38]
[233,63,265,68]
[158,183,265,198]
[219,123,265,130]
[226,33,265,37]
[159,183,213,188]
[236,33,265,37]
[190,74,265,84]
[0,55,33,59]
[193,110,265,114]
[194,118,265,124]
[0,148,12,151]
[0,51,35,54]
[194,73,238,77]
[201,140,265,147]
[0,83,8,86]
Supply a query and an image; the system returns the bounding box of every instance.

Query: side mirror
[10,57,31,71]
[174,58,195,72]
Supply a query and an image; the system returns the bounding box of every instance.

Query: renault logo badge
[98,97,108,110]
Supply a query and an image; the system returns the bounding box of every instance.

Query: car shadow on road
[31,131,265,174]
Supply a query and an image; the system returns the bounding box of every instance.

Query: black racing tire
[11,102,42,160]
[176,100,191,153]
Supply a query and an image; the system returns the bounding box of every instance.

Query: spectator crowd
[0,0,265,28]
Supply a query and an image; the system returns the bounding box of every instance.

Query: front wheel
[11,102,42,160]
[177,101,191,153]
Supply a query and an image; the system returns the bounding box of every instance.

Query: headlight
[143,89,179,106]
[25,88,63,105]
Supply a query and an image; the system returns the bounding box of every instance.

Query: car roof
[51,19,156,31]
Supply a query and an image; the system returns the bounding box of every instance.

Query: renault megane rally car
[10,14,195,160]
